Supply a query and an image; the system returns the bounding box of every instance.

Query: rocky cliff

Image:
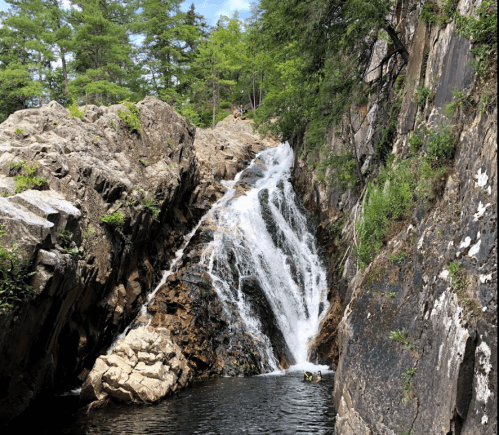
[292,0,497,434]
[0,99,277,425]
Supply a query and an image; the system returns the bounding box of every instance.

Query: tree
[68,0,135,104]
[193,15,246,129]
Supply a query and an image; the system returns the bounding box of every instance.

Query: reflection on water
[66,371,335,435]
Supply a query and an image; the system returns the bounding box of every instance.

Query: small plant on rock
[142,195,160,218]
[82,226,95,239]
[7,161,48,193]
[388,251,410,265]
[14,128,25,135]
[389,329,414,350]
[68,100,86,119]
[413,84,434,108]
[100,211,125,228]
[58,229,73,247]
[402,367,417,403]
[118,100,141,134]
[448,260,467,294]
[0,225,36,310]
[64,247,78,257]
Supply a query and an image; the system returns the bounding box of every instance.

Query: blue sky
[0,0,254,25]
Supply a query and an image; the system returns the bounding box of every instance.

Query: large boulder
[81,325,191,404]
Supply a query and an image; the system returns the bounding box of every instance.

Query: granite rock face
[0,98,278,423]
[292,0,496,433]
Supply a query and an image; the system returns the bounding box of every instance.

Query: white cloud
[215,0,251,19]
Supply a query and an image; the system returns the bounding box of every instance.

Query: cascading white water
[199,143,329,370]
[108,142,328,373]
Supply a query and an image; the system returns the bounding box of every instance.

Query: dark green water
[61,370,335,434]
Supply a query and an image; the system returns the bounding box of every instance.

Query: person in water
[303,371,313,382]
[315,371,322,383]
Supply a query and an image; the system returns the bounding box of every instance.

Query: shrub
[413,84,434,108]
[389,329,414,350]
[100,211,125,227]
[118,101,141,134]
[143,195,160,218]
[420,2,439,25]
[456,0,497,77]
[8,161,48,193]
[444,88,473,116]
[355,157,416,267]
[0,225,36,310]
[425,125,455,160]
[388,251,410,265]
[68,100,86,119]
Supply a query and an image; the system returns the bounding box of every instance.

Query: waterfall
[199,143,329,370]
[108,142,329,372]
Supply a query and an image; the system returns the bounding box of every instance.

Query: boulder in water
[81,325,192,405]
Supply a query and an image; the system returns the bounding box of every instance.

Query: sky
[0,0,254,25]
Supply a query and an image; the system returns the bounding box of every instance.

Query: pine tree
[68,0,134,104]
[0,0,51,115]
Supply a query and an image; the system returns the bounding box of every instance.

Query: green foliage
[390,329,414,350]
[448,260,468,294]
[456,0,497,77]
[413,84,434,108]
[139,158,149,166]
[0,225,36,310]
[402,368,417,403]
[420,0,458,28]
[142,195,160,218]
[15,128,25,135]
[388,251,410,265]
[64,247,78,257]
[420,2,439,26]
[444,88,473,116]
[407,130,423,154]
[425,125,455,160]
[320,149,358,192]
[68,100,86,119]
[82,226,95,239]
[387,292,396,298]
[7,161,47,193]
[58,229,72,247]
[355,157,415,267]
[100,211,124,227]
[118,101,141,134]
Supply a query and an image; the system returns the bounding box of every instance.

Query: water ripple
[68,372,335,435]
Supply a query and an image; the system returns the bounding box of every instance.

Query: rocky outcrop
[0,98,278,424]
[81,325,191,404]
[292,0,497,433]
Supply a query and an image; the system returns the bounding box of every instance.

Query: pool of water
[62,370,335,435]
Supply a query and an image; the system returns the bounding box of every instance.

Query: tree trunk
[212,81,216,129]
[382,23,409,64]
[38,54,43,107]
[252,75,256,115]
[347,111,365,186]
[61,52,68,96]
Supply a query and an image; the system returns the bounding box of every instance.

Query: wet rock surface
[0,100,278,423]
